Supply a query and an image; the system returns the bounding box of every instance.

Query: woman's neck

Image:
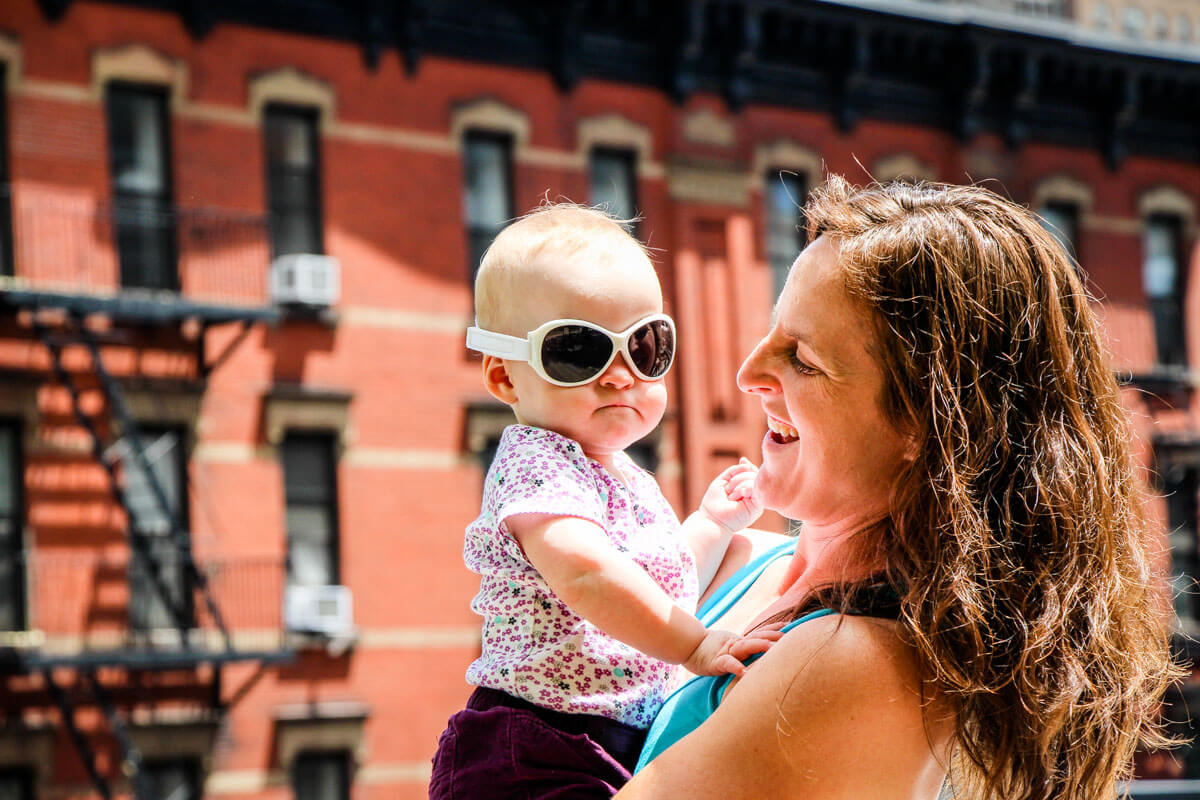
[776,522,885,605]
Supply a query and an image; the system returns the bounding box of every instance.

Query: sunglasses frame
[466,313,676,387]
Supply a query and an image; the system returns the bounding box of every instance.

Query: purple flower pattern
[464,425,698,729]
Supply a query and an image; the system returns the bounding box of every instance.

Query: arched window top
[449,97,530,155]
[752,140,823,191]
[577,114,653,168]
[1138,184,1197,227]
[248,67,335,130]
[1032,174,1095,214]
[92,44,187,107]
[872,153,937,183]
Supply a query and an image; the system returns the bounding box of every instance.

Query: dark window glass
[1038,201,1080,263]
[106,84,176,291]
[765,170,807,299]
[0,421,24,632]
[125,425,193,631]
[0,63,13,278]
[143,759,201,800]
[283,433,339,587]
[293,751,350,800]
[1144,214,1187,367]
[463,131,513,280]
[590,148,638,235]
[0,769,33,800]
[265,106,323,257]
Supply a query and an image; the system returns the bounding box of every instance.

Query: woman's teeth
[767,417,799,444]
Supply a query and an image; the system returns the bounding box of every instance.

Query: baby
[429,204,774,799]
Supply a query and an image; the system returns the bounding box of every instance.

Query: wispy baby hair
[474,202,649,335]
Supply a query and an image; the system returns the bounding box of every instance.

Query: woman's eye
[789,353,819,375]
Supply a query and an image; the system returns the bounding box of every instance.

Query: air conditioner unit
[284,584,354,636]
[269,254,341,307]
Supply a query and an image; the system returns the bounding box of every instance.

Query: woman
[617,177,1179,799]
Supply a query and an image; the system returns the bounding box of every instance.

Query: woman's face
[737,235,911,529]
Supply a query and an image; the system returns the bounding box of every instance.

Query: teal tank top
[635,540,834,771]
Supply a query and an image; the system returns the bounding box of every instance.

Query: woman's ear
[482,355,519,405]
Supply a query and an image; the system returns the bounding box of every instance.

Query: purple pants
[428,687,646,800]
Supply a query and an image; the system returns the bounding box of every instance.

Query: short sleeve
[487,427,608,539]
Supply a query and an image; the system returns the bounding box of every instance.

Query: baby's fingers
[713,654,746,677]
[727,631,783,661]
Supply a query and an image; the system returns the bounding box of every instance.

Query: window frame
[292,749,351,800]
[589,146,639,237]
[264,103,325,258]
[462,129,514,281]
[0,61,13,278]
[1037,199,1081,265]
[124,423,194,632]
[104,81,178,292]
[141,757,203,800]
[1143,212,1187,368]
[0,418,26,634]
[281,431,341,588]
[0,766,35,800]
[764,168,808,299]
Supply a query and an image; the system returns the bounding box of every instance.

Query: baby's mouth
[767,416,799,445]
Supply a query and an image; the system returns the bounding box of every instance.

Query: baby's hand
[700,458,763,533]
[682,626,784,677]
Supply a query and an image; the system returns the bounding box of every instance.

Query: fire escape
[0,187,293,800]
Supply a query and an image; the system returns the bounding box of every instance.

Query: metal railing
[0,185,272,310]
[0,550,286,659]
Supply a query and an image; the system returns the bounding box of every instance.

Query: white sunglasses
[466,314,676,387]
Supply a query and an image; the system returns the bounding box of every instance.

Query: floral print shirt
[464,425,698,729]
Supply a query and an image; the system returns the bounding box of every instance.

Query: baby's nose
[598,356,636,388]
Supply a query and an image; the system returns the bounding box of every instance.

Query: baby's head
[475,204,661,336]
[471,204,671,464]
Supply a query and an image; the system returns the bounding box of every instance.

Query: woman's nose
[599,356,636,389]
[736,338,777,395]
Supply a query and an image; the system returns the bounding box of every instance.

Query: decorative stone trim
[0,723,56,786]
[751,140,823,192]
[666,159,748,208]
[122,384,204,446]
[92,44,188,108]
[128,714,221,768]
[273,701,369,769]
[1031,173,1095,214]
[872,153,938,183]
[0,34,21,87]
[681,108,736,149]
[1138,185,1197,231]
[577,114,655,177]
[263,383,353,447]
[449,97,530,156]
[248,67,336,131]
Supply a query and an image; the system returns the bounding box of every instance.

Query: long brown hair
[800,176,1180,799]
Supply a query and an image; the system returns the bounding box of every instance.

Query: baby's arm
[509,512,779,676]
[682,458,763,593]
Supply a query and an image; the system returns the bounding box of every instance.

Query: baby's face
[505,251,668,463]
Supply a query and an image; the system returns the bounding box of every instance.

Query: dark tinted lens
[541,325,614,383]
[628,319,674,378]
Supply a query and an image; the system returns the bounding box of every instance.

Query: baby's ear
[482,356,519,405]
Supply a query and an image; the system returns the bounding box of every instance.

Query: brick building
[0,1,1197,798]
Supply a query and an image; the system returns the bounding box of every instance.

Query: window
[1091,1,1112,29]
[0,422,25,633]
[293,751,350,800]
[282,433,339,587]
[125,426,192,631]
[265,105,323,257]
[0,63,13,278]
[463,131,513,280]
[0,769,33,800]
[1123,5,1146,37]
[765,170,807,299]
[1144,214,1186,367]
[1164,462,1200,630]
[142,759,201,800]
[106,83,176,291]
[1152,10,1169,40]
[590,147,638,234]
[1037,201,1079,263]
